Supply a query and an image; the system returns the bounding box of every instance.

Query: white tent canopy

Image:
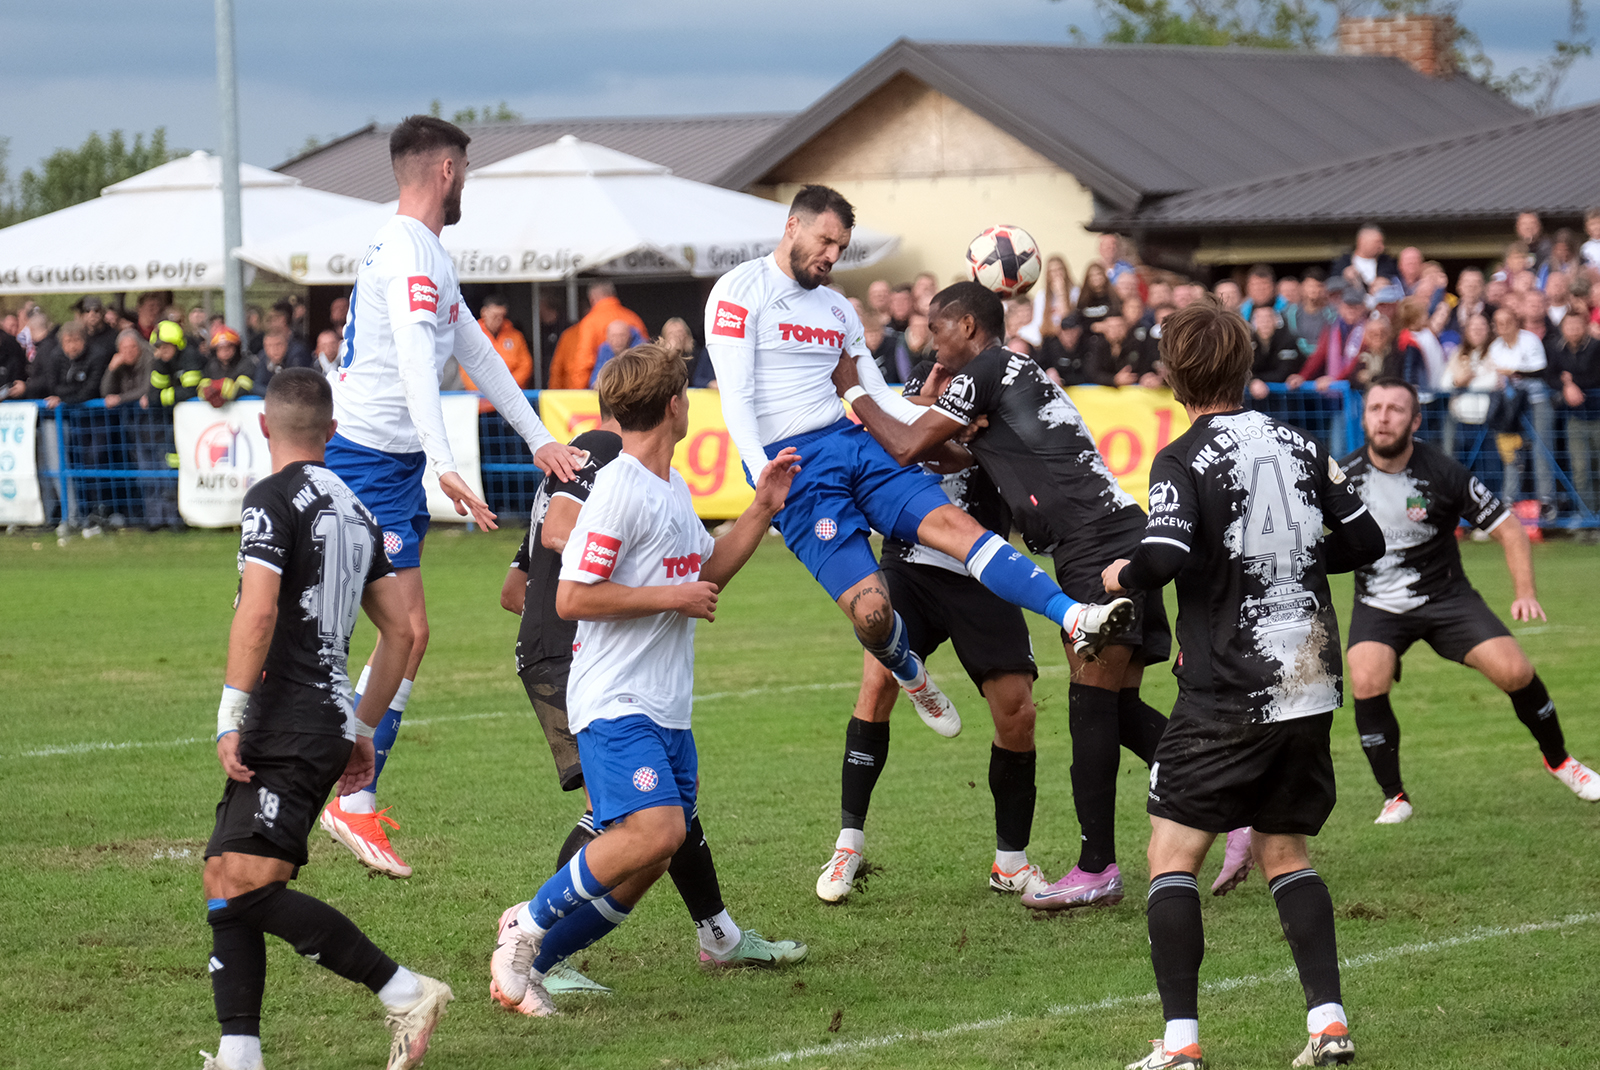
[235,135,899,286]
[0,151,376,295]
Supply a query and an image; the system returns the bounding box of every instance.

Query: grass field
[2,528,1598,1070]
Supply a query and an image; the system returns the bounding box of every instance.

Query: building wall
[754,76,1103,295]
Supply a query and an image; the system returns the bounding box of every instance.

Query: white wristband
[843,385,867,405]
[352,719,376,739]
[216,686,249,739]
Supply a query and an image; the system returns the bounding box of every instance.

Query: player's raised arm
[832,350,967,467]
[453,312,581,482]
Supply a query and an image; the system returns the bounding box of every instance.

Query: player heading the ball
[704,185,1133,729]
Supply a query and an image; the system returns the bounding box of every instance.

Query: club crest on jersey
[1148,481,1180,513]
[814,518,837,541]
[579,532,622,578]
[1406,496,1429,522]
[712,300,748,338]
[830,305,847,324]
[407,275,438,313]
[632,767,659,792]
[383,530,403,557]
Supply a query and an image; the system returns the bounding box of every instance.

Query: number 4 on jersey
[1241,456,1304,584]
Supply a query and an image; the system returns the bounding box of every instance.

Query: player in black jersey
[1103,299,1383,1070]
[1340,378,1600,824]
[815,358,1045,903]
[494,402,804,1007]
[834,282,1214,912]
[200,370,452,1070]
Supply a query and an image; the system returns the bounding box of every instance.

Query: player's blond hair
[597,342,688,431]
[1158,295,1253,409]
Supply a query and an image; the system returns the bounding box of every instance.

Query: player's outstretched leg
[670,809,807,967]
[1464,639,1600,802]
[322,664,415,878]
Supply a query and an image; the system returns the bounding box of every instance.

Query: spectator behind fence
[137,320,199,529]
[911,271,938,317]
[133,291,166,342]
[1544,228,1579,285]
[1212,277,1242,314]
[1,317,27,400]
[1489,306,1555,512]
[1112,268,1141,314]
[1247,304,1303,398]
[1453,267,1491,331]
[659,316,715,389]
[1237,262,1277,320]
[261,303,311,367]
[1286,267,1335,359]
[1277,274,1301,309]
[866,279,892,322]
[1396,246,1424,295]
[328,294,349,333]
[1516,211,1552,270]
[534,291,568,388]
[200,326,260,407]
[547,281,646,389]
[588,319,646,388]
[100,328,152,407]
[257,328,298,391]
[1331,223,1399,289]
[463,295,533,391]
[1298,284,1369,388]
[313,329,340,378]
[22,309,58,382]
[1146,278,1173,310]
[1553,306,1600,513]
[1446,313,1499,437]
[1581,209,1600,273]
[77,296,117,365]
[1037,311,1087,386]
[1544,271,1573,329]
[885,283,913,333]
[1097,232,1136,283]
[893,312,932,379]
[1077,262,1118,334]
[1395,296,1445,395]
[27,321,108,409]
[1082,313,1152,386]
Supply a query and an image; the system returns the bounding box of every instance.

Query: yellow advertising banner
[538,386,1188,520]
[539,389,755,519]
[1062,385,1192,507]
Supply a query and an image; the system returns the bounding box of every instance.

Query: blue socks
[858,611,923,686]
[964,532,1078,626]
[531,895,631,975]
[364,676,412,793]
[523,846,613,931]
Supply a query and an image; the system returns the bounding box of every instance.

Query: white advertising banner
[174,400,272,528]
[422,393,485,523]
[0,402,45,525]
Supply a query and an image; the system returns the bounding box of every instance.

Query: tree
[1062,0,1594,112]
[449,102,523,125]
[0,128,180,228]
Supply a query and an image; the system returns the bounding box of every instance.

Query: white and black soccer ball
[965,224,1041,298]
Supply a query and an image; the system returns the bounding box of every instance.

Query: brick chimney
[1337,15,1456,77]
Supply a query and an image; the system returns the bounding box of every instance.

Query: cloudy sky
[7,0,1598,177]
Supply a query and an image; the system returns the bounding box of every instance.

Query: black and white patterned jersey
[1339,439,1510,614]
[881,360,1011,574]
[515,429,625,671]
[1133,410,1371,724]
[932,344,1136,554]
[236,461,394,738]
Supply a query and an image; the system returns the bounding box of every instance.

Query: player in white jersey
[319,116,583,879]
[704,185,1132,733]
[490,345,801,1016]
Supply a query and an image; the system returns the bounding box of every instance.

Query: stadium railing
[17,385,1600,530]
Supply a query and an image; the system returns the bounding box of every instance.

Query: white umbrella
[0,151,376,295]
[235,135,899,286]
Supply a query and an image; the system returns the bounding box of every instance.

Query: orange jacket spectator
[461,319,534,390]
[547,283,646,389]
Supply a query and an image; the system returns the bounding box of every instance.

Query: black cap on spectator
[76,296,104,312]
[1060,311,1084,330]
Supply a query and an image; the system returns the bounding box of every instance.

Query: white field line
[724,912,1600,1068]
[1,680,869,760]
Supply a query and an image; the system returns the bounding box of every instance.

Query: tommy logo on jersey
[711,300,748,338]
[407,276,438,313]
[579,532,622,578]
[662,553,703,577]
[778,323,846,348]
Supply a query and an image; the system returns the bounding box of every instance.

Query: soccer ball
[966,225,1041,298]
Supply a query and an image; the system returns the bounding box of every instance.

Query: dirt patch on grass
[37,837,205,871]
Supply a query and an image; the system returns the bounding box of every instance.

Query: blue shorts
[324,433,429,569]
[575,715,698,830]
[766,418,950,600]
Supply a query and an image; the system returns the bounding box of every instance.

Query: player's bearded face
[788,212,848,290]
[1366,401,1416,458]
[443,158,466,226]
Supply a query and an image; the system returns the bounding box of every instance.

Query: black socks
[556,810,598,870]
[1269,868,1343,1011]
[1146,872,1204,1021]
[1353,694,1405,798]
[1510,674,1567,767]
[841,718,891,829]
[989,744,1037,852]
[1069,684,1122,873]
[667,812,726,923]
[207,907,267,1036]
[1117,687,1168,764]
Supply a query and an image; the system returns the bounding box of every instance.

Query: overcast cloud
[6,0,1599,178]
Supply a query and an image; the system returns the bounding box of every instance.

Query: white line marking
[723,912,1600,1068]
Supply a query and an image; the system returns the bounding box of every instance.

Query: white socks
[1307,1002,1348,1034]
[217,1035,262,1069]
[995,849,1029,874]
[836,827,865,853]
[377,965,423,1011]
[1164,1018,1200,1051]
[341,788,377,814]
[354,664,372,696]
[390,676,414,713]
[696,909,743,956]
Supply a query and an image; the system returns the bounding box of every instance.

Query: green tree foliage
[0,129,180,228]
[449,102,523,125]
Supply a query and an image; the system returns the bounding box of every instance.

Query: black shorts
[519,659,584,792]
[1147,707,1336,836]
[1348,589,1512,666]
[205,729,352,869]
[883,555,1037,693]
[1050,508,1173,665]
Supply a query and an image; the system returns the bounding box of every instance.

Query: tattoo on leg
[847,584,891,636]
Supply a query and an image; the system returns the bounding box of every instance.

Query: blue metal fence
[13,384,1599,530]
